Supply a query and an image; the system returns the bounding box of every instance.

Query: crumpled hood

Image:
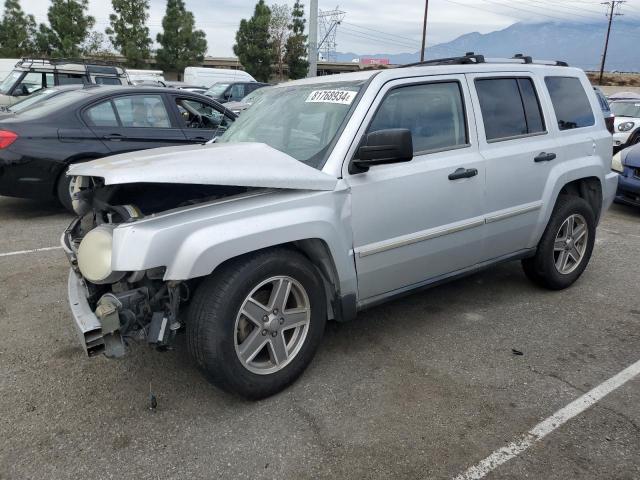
[67,142,338,191]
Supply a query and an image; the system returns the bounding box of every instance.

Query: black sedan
[0,85,236,210]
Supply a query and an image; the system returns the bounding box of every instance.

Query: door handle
[534,152,556,162]
[103,133,124,141]
[448,167,478,180]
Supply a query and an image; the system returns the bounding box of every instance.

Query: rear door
[468,72,559,259]
[83,93,186,154]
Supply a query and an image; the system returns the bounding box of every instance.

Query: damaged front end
[62,176,253,358]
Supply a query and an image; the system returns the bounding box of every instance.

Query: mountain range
[334,21,640,72]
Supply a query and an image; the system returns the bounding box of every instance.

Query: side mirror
[350,128,413,174]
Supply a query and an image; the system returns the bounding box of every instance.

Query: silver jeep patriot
[62,54,618,399]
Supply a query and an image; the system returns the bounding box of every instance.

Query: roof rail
[400,52,485,68]
[400,52,569,68]
[18,57,124,68]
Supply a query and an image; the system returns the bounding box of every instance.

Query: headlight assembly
[612,151,624,173]
[618,122,635,132]
[77,225,125,284]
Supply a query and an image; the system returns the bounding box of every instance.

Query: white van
[183,67,256,88]
[0,59,20,81]
[126,69,165,84]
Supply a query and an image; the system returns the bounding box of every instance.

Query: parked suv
[0,59,128,107]
[62,54,617,399]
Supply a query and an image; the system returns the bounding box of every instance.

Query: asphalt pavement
[0,195,638,480]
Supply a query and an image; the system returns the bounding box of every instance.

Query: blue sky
[19,0,640,56]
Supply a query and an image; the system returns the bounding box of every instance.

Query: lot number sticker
[306,90,357,105]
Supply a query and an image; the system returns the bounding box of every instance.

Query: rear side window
[368,81,468,153]
[86,100,119,127]
[475,77,545,141]
[95,77,122,85]
[113,94,171,128]
[57,73,86,86]
[545,76,595,130]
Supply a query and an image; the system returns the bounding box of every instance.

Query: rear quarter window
[545,76,595,130]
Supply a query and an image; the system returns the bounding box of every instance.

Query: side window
[57,73,86,85]
[175,97,234,132]
[13,72,44,96]
[86,100,119,127]
[475,77,545,141]
[545,76,595,130]
[113,95,171,128]
[368,81,467,153]
[95,77,122,85]
[45,73,54,88]
[230,83,245,100]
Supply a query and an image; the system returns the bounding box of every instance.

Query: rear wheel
[522,195,596,290]
[55,172,74,212]
[187,248,327,399]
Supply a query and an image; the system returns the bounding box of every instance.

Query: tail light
[605,115,615,134]
[0,130,18,149]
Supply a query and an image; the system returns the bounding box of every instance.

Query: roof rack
[18,57,123,68]
[400,52,569,68]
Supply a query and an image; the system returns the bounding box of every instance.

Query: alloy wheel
[553,213,588,275]
[234,276,311,375]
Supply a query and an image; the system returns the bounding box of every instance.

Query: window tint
[113,95,170,128]
[368,82,467,153]
[86,101,119,127]
[545,76,594,130]
[57,73,86,85]
[95,77,122,85]
[475,78,545,141]
[175,98,234,133]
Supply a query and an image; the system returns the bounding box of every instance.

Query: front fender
[111,187,357,297]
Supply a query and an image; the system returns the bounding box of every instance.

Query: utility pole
[599,0,624,84]
[420,0,429,62]
[308,0,318,78]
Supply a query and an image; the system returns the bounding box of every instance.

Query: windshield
[217,81,363,169]
[611,102,640,118]
[205,83,230,97]
[241,88,266,104]
[0,70,21,94]
[8,88,62,113]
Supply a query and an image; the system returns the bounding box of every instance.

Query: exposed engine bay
[63,176,256,357]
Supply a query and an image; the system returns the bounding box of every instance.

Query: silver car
[62,54,618,399]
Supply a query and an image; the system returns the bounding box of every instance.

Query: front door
[346,75,487,302]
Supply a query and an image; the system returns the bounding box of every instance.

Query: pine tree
[284,0,308,80]
[36,0,95,57]
[233,0,273,83]
[0,0,37,57]
[156,0,207,75]
[106,0,152,68]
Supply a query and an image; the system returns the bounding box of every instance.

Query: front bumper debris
[67,270,105,357]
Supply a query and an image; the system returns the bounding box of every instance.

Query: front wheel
[522,195,596,290]
[187,248,327,399]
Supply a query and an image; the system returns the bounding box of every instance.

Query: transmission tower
[318,7,346,62]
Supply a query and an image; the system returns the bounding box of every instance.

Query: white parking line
[453,358,640,480]
[0,246,62,258]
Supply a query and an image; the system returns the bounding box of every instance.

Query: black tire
[522,195,596,290]
[187,248,327,399]
[55,172,74,212]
